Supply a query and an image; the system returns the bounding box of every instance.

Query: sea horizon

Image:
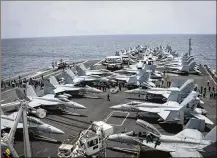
[2,34,216,80]
[2,33,216,40]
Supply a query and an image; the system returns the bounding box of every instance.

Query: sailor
[142,132,147,138]
[214,91,217,99]
[161,80,164,88]
[107,93,110,101]
[208,86,211,92]
[119,83,122,91]
[203,87,206,92]
[212,86,215,91]
[210,91,213,98]
[207,80,210,86]
[154,138,161,148]
[194,85,198,91]
[203,90,206,98]
[200,86,203,94]
[104,85,107,92]
[1,80,4,88]
[146,134,152,143]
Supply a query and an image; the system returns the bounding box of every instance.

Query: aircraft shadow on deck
[45,117,89,130]
[158,123,183,134]
[126,97,165,103]
[46,109,88,117]
[139,150,171,158]
[4,131,62,144]
[59,115,91,125]
[68,95,102,99]
[111,115,159,124]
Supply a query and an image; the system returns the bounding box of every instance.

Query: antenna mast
[188,38,192,56]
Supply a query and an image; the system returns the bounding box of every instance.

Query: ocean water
[2,34,216,80]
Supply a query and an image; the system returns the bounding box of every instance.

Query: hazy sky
[1,1,216,38]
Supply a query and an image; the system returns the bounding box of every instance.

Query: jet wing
[157,111,171,120]
[136,107,161,113]
[167,65,183,70]
[190,113,214,125]
[1,116,23,130]
[29,99,59,107]
[54,86,81,93]
[28,100,42,108]
[146,90,171,98]
[170,149,203,158]
[175,129,204,140]
[115,77,129,82]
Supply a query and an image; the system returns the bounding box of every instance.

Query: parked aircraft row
[108,119,216,157]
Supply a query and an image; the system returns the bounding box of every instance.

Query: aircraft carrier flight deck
[1,58,217,158]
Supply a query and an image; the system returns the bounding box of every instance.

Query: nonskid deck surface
[1,60,216,158]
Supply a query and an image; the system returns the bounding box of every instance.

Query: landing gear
[136,113,141,119]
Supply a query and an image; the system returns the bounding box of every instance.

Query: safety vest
[5,148,11,158]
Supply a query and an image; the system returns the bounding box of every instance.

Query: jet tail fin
[43,79,55,94]
[179,79,195,99]
[202,126,217,153]
[167,89,180,102]
[181,65,189,72]
[79,63,87,71]
[184,118,205,132]
[182,57,194,65]
[189,61,196,71]
[163,92,199,124]
[49,76,59,86]
[203,126,216,142]
[15,88,31,101]
[62,70,74,84]
[127,75,137,84]
[26,85,38,98]
[75,65,86,76]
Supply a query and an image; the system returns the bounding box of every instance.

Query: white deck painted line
[87,59,104,70]
[166,73,179,77]
[1,71,62,95]
[103,111,114,122]
[82,60,89,64]
[203,66,217,85]
[105,111,129,126]
[93,59,104,66]
[1,88,16,94]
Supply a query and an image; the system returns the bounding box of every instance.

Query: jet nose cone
[39,125,65,134]
[94,89,103,93]
[108,134,119,141]
[70,102,86,109]
[88,87,103,93]
[51,126,65,134]
[110,105,121,110]
[125,89,134,94]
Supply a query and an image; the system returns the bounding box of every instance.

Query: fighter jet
[115,60,163,80]
[158,54,201,75]
[110,91,213,125]
[75,63,113,76]
[158,53,193,65]
[108,68,156,89]
[46,76,103,95]
[16,86,86,116]
[1,110,64,135]
[125,79,197,103]
[61,69,112,86]
[108,119,216,157]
